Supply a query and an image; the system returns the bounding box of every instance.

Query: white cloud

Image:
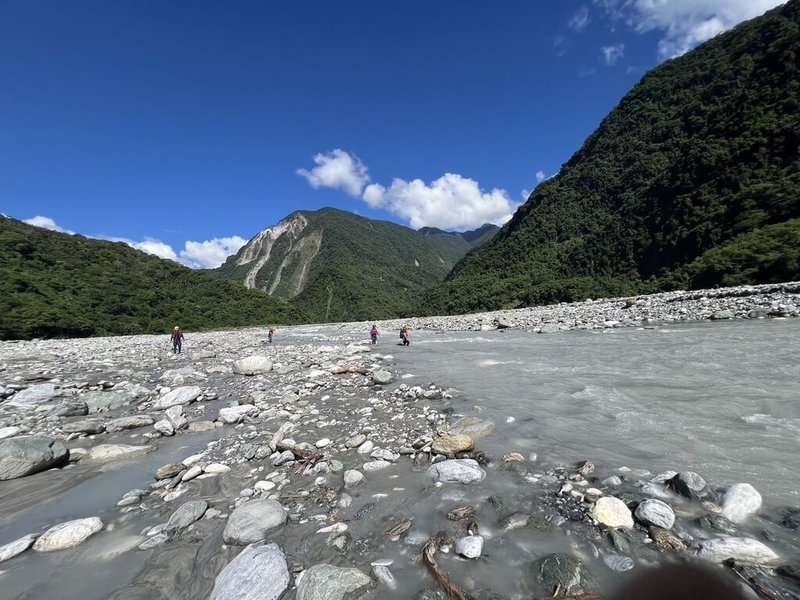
[24,215,74,235]
[520,189,531,200]
[296,149,370,197]
[361,172,519,230]
[97,234,245,269]
[570,6,591,31]
[535,170,547,183]
[595,0,788,60]
[601,43,625,65]
[179,236,247,269]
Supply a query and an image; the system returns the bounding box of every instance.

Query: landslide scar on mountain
[268,230,322,298]
[237,214,309,289]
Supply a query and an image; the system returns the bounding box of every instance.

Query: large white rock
[82,391,131,413]
[0,426,22,440]
[296,564,373,600]
[232,356,273,376]
[210,542,290,600]
[6,383,62,407]
[223,500,287,545]
[84,444,154,463]
[218,405,257,424]
[634,499,675,529]
[427,459,486,484]
[0,534,37,563]
[721,483,762,524]
[343,470,364,489]
[33,517,103,552]
[592,497,634,529]
[0,436,69,480]
[165,405,188,430]
[455,535,483,559]
[692,537,779,563]
[154,419,175,436]
[153,386,202,410]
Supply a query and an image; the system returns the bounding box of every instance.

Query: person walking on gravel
[370,324,379,344]
[400,325,410,346]
[170,326,185,354]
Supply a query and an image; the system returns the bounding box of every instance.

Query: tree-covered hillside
[0,217,306,339]
[214,208,495,322]
[424,0,800,314]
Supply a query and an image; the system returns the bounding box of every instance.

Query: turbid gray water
[395,318,800,506]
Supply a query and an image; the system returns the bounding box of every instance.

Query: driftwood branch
[422,536,471,600]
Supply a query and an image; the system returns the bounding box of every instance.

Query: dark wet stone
[353,502,376,520]
[609,530,631,555]
[668,471,717,501]
[529,553,598,596]
[413,453,430,468]
[781,508,800,530]
[488,495,505,512]
[47,401,89,417]
[776,565,800,582]
[698,515,737,535]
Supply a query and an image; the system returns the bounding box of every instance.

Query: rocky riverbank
[1,282,799,599]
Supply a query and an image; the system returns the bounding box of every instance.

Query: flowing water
[342,318,800,598]
[2,319,799,599]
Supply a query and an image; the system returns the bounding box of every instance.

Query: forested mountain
[213,208,497,322]
[424,0,800,314]
[0,216,305,339]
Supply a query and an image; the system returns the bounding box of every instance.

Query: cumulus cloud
[601,43,625,65]
[24,215,74,234]
[360,173,519,230]
[535,171,547,183]
[179,236,247,269]
[595,0,788,59]
[296,149,370,197]
[570,6,591,31]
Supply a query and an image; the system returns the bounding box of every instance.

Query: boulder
[165,500,208,535]
[529,553,598,596]
[232,356,273,376]
[154,419,175,436]
[6,383,62,407]
[296,564,373,600]
[346,434,367,448]
[61,419,105,434]
[218,405,257,424]
[105,415,155,432]
[165,405,188,430]
[0,436,69,480]
[427,459,486,484]
[720,483,762,524]
[47,401,89,418]
[692,537,779,563]
[343,470,364,489]
[431,434,475,455]
[82,391,131,413]
[455,535,483,559]
[669,471,716,501]
[153,386,202,410]
[84,444,154,463]
[223,499,287,545]
[155,463,185,480]
[372,370,393,385]
[634,499,675,529]
[33,517,103,551]
[592,497,634,529]
[0,426,21,440]
[711,310,735,320]
[0,533,38,563]
[210,542,290,600]
[447,417,495,439]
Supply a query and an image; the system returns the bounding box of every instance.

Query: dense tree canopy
[424,0,800,314]
[0,217,305,340]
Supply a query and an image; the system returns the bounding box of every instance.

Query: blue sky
[1,0,787,268]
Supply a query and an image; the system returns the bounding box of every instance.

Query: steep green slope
[0,216,306,339]
[425,1,800,314]
[214,208,491,322]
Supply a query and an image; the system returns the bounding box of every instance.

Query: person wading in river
[370,324,379,344]
[170,326,185,354]
[400,325,410,346]
[268,327,275,343]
